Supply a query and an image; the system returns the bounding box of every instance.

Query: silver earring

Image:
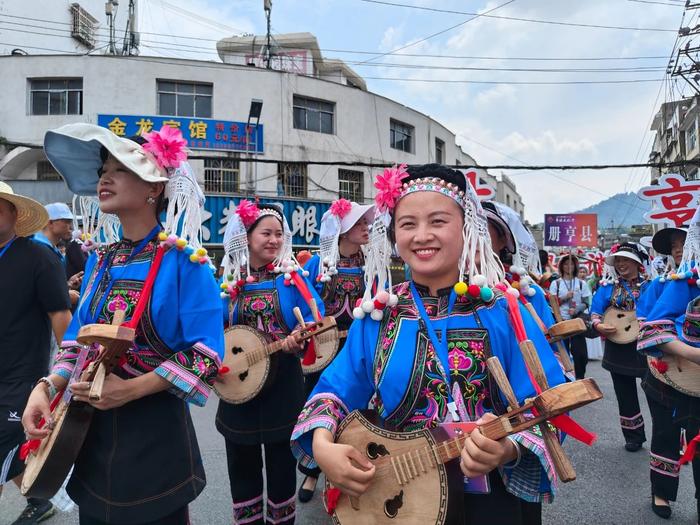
[147,196,156,204]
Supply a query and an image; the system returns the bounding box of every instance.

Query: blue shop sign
[203,195,330,247]
[97,114,264,153]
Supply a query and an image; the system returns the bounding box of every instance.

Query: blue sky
[138,0,685,223]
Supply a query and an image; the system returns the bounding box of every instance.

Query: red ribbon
[19,388,65,460]
[680,431,700,465]
[504,292,597,446]
[325,487,341,515]
[302,338,317,366]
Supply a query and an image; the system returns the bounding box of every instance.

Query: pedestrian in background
[0,182,71,525]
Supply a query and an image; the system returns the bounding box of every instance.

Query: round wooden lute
[215,315,336,404]
[601,307,639,344]
[21,310,135,498]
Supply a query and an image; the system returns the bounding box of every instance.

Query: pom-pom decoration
[454,281,468,296]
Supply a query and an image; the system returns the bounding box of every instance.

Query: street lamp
[246,99,263,192]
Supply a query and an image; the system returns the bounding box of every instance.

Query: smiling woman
[216,200,325,525]
[22,124,224,525]
[291,163,568,525]
[394,191,465,294]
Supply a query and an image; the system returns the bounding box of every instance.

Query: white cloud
[353,0,682,222]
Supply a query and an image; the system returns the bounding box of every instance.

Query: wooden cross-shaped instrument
[487,352,577,482]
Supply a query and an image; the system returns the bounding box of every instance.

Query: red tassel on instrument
[19,440,40,460]
[302,338,317,366]
[680,431,700,465]
[19,389,65,460]
[325,487,341,515]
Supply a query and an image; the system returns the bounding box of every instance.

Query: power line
[627,0,687,5]
[357,0,679,32]
[361,76,663,85]
[5,141,700,171]
[357,0,516,64]
[0,13,674,62]
[0,22,672,75]
[1,19,674,73]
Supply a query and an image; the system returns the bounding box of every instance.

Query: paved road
[2,361,698,524]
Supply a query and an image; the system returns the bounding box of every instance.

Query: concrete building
[648,97,700,182]
[495,173,525,220]
[0,2,525,248]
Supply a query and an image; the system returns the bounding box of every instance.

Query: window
[37,161,62,181]
[688,122,698,152]
[390,119,414,153]
[293,95,334,134]
[338,169,364,202]
[435,138,445,164]
[157,80,212,118]
[29,78,83,115]
[70,3,98,47]
[277,163,307,197]
[506,195,511,207]
[204,158,239,193]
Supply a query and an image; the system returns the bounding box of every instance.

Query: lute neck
[434,410,526,464]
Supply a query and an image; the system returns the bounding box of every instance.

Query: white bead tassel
[164,162,205,248]
[318,214,342,282]
[679,207,700,275]
[273,214,295,272]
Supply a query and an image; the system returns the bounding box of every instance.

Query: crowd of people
[1,122,699,525]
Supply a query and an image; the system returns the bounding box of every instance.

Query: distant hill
[574,192,650,229]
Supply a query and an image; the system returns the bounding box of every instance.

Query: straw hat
[0,181,49,236]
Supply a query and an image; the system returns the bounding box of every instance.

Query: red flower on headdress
[610,243,620,254]
[329,198,352,219]
[374,163,409,212]
[236,199,260,228]
[142,126,188,171]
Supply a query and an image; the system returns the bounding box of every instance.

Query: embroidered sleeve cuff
[638,320,677,356]
[500,426,557,504]
[290,394,350,469]
[50,341,82,380]
[153,342,221,407]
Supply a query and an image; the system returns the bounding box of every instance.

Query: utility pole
[105,0,118,55]
[671,4,700,94]
[121,0,138,56]
[264,0,272,69]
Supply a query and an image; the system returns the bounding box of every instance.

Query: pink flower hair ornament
[236,199,260,228]
[374,163,409,213]
[329,198,352,219]
[142,126,188,172]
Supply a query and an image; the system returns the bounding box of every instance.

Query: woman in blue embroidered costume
[22,124,224,524]
[297,199,373,503]
[216,200,324,525]
[291,164,566,525]
[591,242,649,452]
[638,220,700,520]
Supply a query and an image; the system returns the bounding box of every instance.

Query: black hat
[651,227,687,256]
